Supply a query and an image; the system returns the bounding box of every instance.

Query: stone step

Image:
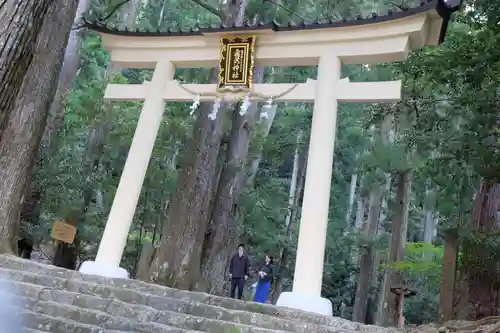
[12,307,134,333]
[0,267,360,333]
[0,255,395,333]
[0,280,293,333]
[5,293,196,333]
[0,255,353,329]
[0,271,328,333]
[5,291,208,333]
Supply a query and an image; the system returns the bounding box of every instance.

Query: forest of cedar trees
[1,0,500,329]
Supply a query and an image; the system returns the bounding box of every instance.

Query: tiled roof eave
[85,0,460,43]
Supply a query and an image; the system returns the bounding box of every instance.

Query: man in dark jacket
[229,244,250,299]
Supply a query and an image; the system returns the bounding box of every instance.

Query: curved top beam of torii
[88,0,460,69]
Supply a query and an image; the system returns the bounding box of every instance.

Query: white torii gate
[80,1,456,316]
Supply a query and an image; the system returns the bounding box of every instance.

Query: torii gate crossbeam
[103,79,402,103]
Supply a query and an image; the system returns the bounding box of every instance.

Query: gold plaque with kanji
[218,36,256,92]
[51,220,77,244]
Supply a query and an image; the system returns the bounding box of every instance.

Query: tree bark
[199,68,264,294]
[22,0,141,228]
[463,180,500,319]
[352,184,382,323]
[147,94,227,288]
[20,0,92,228]
[0,0,55,136]
[439,231,458,323]
[423,187,436,243]
[350,175,367,267]
[42,0,92,155]
[135,243,156,279]
[372,113,395,325]
[346,171,358,226]
[0,0,78,254]
[354,188,367,230]
[379,175,392,233]
[376,171,412,327]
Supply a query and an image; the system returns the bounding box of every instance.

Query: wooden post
[51,217,78,269]
[397,292,405,328]
[391,285,417,329]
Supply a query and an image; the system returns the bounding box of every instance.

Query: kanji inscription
[218,36,256,92]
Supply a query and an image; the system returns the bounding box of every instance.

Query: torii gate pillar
[79,60,175,278]
[276,53,341,314]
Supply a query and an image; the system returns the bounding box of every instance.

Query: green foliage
[386,242,443,285]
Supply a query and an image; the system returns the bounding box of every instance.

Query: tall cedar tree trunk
[344,174,366,316]
[422,187,436,243]
[377,171,412,327]
[0,0,78,254]
[0,1,55,137]
[372,114,394,325]
[271,133,307,303]
[23,0,138,229]
[352,116,392,322]
[464,181,500,319]
[201,78,279,294]
[354,185,367,230]
[147,0,250,289]
[43,0,92,153]
[348,130,374,310]
[373,173,393,310]
[346,171,358,225]
[439,176,467,321]
[20,0,92,229]
[199,68,264,294]
[439,231,458,322]
[339,182,366,318]
[352,184,382,323]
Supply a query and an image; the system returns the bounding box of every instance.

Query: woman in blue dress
[254,255,274,303]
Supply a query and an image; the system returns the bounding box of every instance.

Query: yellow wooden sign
[217,36,256,92]
[51,220,77,244]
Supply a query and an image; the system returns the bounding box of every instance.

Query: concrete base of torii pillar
[79,261,129,279]
[277,292,333,316]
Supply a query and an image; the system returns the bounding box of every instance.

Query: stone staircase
[0,255,396,333]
